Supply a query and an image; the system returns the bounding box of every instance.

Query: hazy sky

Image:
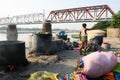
[0,0,119,17]
[0,0,120,29]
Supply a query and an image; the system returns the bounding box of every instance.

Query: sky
[0,0,120,29]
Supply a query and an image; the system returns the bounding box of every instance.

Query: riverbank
[0,37,119,80]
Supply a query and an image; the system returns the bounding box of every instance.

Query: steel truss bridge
[0,5,115,25]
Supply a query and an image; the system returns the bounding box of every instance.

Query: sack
[82,51,117,78]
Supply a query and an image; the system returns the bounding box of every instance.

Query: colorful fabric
[71,72,88,80]
[113,63,120,73]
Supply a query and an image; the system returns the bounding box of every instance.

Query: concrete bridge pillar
[41,21,52,34]
[7,24,18,41]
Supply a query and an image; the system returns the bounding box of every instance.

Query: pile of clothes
[62,51,120,80]
[28,51,120,80]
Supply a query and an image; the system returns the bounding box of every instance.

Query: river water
[0,32,79,48]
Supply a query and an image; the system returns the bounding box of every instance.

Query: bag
[82,51,117,78]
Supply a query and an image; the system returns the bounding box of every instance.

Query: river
[0,32,79,48]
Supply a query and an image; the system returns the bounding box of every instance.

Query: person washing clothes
[79,23,91,55]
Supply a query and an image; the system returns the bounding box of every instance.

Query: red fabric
[102,42,109,44]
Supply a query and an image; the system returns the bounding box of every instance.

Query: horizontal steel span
[0,5,115,25]
[47,5,115,23]
[0,13,45,25]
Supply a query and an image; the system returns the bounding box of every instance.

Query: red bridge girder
[47,5,115,23]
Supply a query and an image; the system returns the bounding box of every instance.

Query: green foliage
[92,11,120,30]
[92,21,111,30]
[111,11,120,28]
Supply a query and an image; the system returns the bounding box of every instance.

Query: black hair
[82,23,87,28]
[67,38,70,40]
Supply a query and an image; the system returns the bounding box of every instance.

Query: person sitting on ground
[87,39,98,52]
[64,38,73,50]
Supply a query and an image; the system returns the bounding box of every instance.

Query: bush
[111,11,120,28]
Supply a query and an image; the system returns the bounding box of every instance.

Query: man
[79,23,91,55]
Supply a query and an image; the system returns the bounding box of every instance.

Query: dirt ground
[0,37,120,80]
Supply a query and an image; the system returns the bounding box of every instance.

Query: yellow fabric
[28,71,59,80]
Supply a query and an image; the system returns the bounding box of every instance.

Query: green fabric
[81,36,87,42]
[113,63,120,73]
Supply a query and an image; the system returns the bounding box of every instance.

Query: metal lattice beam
[47,5,115,23]
[0,13,45,25]
[0,5,115,25]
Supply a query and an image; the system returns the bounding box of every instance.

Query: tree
[92,21,111,30]
[111,11,120,28]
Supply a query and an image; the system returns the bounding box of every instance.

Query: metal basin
[0,41,28,66]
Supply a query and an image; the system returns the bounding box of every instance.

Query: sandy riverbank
[0,37,119,80]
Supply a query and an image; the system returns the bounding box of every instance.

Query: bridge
[0,5,115,25]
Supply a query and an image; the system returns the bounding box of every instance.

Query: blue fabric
[115,72,120,80]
